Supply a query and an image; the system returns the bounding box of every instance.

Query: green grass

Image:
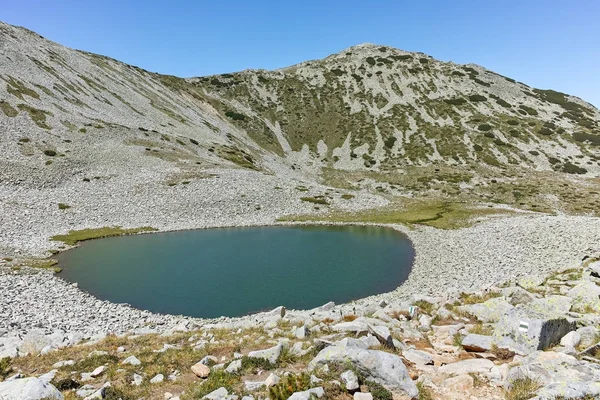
[269,373,310,400]
[300,196,330,205]
[58,203,71,210]
[16,104,52,129]
[188,370,239,399]
[0,357,12,380]
[0,100,18,117]
[51,226,157,246]
[281,200,515,230]
[505,378,541,400]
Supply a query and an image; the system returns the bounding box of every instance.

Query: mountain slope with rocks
[2,20,600,400]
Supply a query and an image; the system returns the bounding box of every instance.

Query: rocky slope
[1,21,600,258]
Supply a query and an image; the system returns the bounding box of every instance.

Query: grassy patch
[51,226,157,246]
[414,300,435,315]
[16,104,52,129]
[300,196,330,205]
[269,373,310,400]
[460,291,501,305]
[281,200,514,230]
[341,194,355,200]
[0,357,12,380]
[0,100,18,117]
[505,377,541,400]
[58,203,71,210]
[188,370,239,399]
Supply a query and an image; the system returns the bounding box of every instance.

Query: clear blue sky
[3,0,599,107]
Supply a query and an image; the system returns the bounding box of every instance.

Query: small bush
[469,94,487,102]
[300,196,330,205]
[519,105,538,116]
[104,387,135,400]
[341,194,354,200]
[491,344,515,360]
[507,119,520,126]
[43,149,57,156]
[473,144,483,152]
[451,70,466,77]
[190,138,199,145]
[240,356,276,372]
[365,380,393,400]
[58,203,71,210]
[225,110,246,121]
[384,136,397,148]
[416,381,434,400]
[0,357,12,380]
[505,378,541,400]
[478,124,492,132]
[53,378,81,391]
[444,98,467,106]
[366,57,376,66]
[190,370,239,399]
[269,374,310,400]
[414,300,435,315]
[562,162,587,174]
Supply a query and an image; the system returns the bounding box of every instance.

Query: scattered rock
[122,355,141,366]
[191,362,211,378]
[0,377,63,400]
[340,370,359,391]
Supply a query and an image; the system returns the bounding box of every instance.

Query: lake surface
[56,225,414,318]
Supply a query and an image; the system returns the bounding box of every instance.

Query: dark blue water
[56,225,413,318]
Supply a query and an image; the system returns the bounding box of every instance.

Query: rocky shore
[1,246,599,399]
[2,211,600,361]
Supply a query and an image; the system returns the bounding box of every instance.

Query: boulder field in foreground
[1,254,600,399]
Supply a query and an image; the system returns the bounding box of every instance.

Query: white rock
[122,355,141,365]
[354,393,373,400]
[340,370,359,391]
[560,331,581,348]
[150,374,164,384]
[0,377,63,399]
[132,373,143,386]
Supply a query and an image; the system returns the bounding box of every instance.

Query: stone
[505,351,600,398]
[122,355,141,366]
[247,342,283,364]
[340,370,359,391]
[244,380,264,391]
[132,373,143,386]
[461,334,525,355]
[495,307,576,351]
[117,346,126,353]
[585,259,600,277]
[442,374,474,391]
[518,276,545,289]
[332,321,369,334]
[269,306,286,318]
[577,326,599,347]
[368,325,394,349]
[560,331,581,348]
[288,387,325,400]
[529,295,572,315]
[308,345,418,397]
[200,355,219,366]
[151,374,164,383]
[459,298,514,323]
[568,282,600,312]
[502,286,535,306]
[203,387,228,399]
[90,365,106,377]
[316,301,335,311]
[0,377,64,399]
[402,349,433,366]
[264,373,280,387]
[354,393,373,400]
[438,359,495,376]
[225,359,242,373]
[52,360,75,368]
[191,362,211,378]
[294,325,310,339]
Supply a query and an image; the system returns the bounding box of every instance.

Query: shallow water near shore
[55,225,414,318]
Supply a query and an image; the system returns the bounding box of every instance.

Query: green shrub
[301,196,330,205]
[478,124,492,131]
[366,57,376,66]
[444,98,467,106]
[495,98,512,108]
[469,94,487,102]
[331,68,345,76]
[269,374,310,400]
[190,370,239,399]
[538,127,553,135]
[504,378,541,400]
[519,105,538,116]
[0,100,18,117]
[562,162,587,174]
[507,120,520,126]
[53,378,81,391]
[365,380,393,400]
[44,149,57,156]
[384,136,397,148]
[341,194,355,200]
[58,203,71,210]
[573,131,600,145]
[451,70,466,77]
[240,355,276,372]
[473,144,483,152]
[0,357,12,380]
[225,110,246,121]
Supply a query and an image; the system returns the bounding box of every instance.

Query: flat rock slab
[438,359,495,376]
[459,298,514,323]
[308,345,418,398]
[0,377,63,400]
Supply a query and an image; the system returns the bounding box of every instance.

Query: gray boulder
[461,334,526,355]
[0,377,63,399]
[529,295,572,315]
[402,349,433,366]
[568,282,600,313]
[288,387,325,400]
[459,298,514,323]
[247,342,283,364]
[340,370,359,391]
[308,345,418,397]
[495,306,576,351]
[505,351,600,399]
[438,359,495,376]
[203,387,229,400]
[368,325,394,349]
